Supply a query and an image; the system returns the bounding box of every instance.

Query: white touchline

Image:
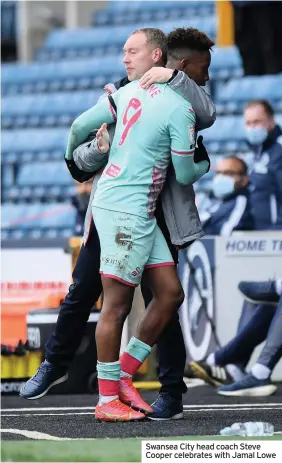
[0,429,71,441]
[1,428,281,441]
[2,412,94,417]
[3,403,282,413]
[183,403,282,410]
[2,406,282,418]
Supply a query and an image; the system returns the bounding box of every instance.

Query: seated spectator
[200,156,253,235]
[71,179,93,236]
[190,279,282,397]
[244,100,282,230]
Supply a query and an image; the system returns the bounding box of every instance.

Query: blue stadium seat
[201,116,248,153]
[17,162,72,187]
[2,128,69,163]
[2,90,101,127]
[215,74,282,114]
[1,202,76,239]
[2,57,125,94]
[94,1,214,26]
[36,17,216,61]
[210,46,243,79]
[39,203,76,229]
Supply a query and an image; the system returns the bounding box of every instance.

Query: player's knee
[164,283,184,309]
[101,303,130,324]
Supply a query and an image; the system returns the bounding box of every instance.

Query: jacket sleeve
[168,71,216,130]
[168,103,209,185]
[65,95,117,160]
[272,144,282,228]
[220,195,250,236]
[73,130,109,173]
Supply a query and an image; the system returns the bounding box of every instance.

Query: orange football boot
[95,398,145,422]
[119,378,153,414]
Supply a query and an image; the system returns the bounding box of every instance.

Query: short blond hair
[131,28,167,65]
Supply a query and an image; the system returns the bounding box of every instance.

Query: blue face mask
[212,174,235,199]
[245,126,268,145]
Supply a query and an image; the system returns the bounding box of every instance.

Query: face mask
[212,174,235,199]
[245,126,268,145]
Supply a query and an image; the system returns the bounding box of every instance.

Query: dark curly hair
[167,27,214,59]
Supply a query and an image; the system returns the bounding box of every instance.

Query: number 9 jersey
[93,80,197,219]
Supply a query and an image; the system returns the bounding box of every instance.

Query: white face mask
[212,174,235,199]
[245,126,268,145]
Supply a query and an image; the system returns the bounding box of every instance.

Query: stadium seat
[1,202,76,239]
[2,57,125,94]
[210,47,243,79]
[17,162,72,187]
[216,74,282,114]
[93,1,214,26]
[2,90,101,128]
[201,116,248,153]
[35,17,216,61]
[1,128,69,163]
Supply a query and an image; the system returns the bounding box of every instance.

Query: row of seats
[2,90,100,128]
[215,74,282,114]
[3,74,282,129]
[2,47,242,95]
[93,1,214,26]
[1,202,76,230]
[2,56,124,95]
[106,1,213,13]
[2,185,76,203]
[35,17,216,60]
[1,117,250,165]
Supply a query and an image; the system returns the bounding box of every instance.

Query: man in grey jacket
[20,27,216,420]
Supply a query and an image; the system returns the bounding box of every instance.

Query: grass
[2,436,282,462]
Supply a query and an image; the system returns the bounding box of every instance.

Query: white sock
[120,370,132,379]
[226,364,245,381]
[98,394,119,405]
[275,279,282,296]
[206,353,215,366]
[251,363,271,380]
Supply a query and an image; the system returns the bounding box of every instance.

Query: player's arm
[168,71,216,130]
[140,67,216,130]
[65,95,117,160]
[169,103,209,185]
[73,128,111,173]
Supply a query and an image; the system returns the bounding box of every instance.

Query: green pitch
[2,436,281,462]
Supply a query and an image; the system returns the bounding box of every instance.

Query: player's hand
[140,67,174,89]
[96,123,110,154]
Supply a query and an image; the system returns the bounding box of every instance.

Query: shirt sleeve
[168,103,209,185]
[65,96,117,160]
[168,71,216,130]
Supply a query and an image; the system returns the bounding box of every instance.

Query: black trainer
[190,360,232,387]
[19,362,68,399]
[149,393,183,420]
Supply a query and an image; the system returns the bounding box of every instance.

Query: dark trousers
[215,300,278,370]
[45,213,187,398]
[234,3,282,75]
[257,295,282,371]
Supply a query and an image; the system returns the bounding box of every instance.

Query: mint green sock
[125,336,151,363]
[97,360,120,381]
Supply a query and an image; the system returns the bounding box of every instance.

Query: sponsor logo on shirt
[131,267,141,277]
[105,164,121,178]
